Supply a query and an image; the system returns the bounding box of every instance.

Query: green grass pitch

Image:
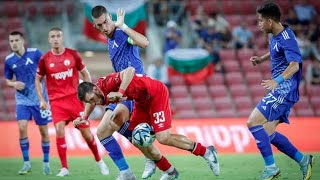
[0,154,319,180]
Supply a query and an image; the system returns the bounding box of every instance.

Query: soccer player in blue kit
[247,3,314,180]
[88,5,158,180]
[4,31,52,175]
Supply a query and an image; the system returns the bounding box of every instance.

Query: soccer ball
[133,123,156,147]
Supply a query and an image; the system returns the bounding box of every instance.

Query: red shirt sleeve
[73,50,85,71]
[37,55,46,77]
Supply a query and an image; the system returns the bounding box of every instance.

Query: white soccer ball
[133,123,156,147]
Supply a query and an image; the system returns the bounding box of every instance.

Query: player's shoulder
[5,53,15,62]
[65,48,80,56]
[279,26,295,41]
[26,48,38,52]
[41,51,52,59]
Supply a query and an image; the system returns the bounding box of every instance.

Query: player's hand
[250,56,262,66]
[114,8,125,27]
[261,79,278,92]
[72,117,88,127]
[14,81,25,90]
[107,92,127,102]
[39,100,48,110]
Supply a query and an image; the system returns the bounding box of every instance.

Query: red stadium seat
[171,85,189,98]
[4,1,21,17]
[256,35,268,49]
[225,72,244,85]
[294,96,310,108]
[216,109,236,118]
[295,109,315,117]
[206,73,224,85]
[246,72,262,85]
[241,60,260,73]
[229,84,248,98]
[234,96,253,110]
[189,85,209,99]
[238,48,255,63]
[213,97,233,110]
[198,110,217,118]
[223,60,241,73]
[174,97,193,111]
[169,76,185,85]
[307,85,319,97]
[310,97,320,111]
[237,108,252,117]
[219,49,236,61]
[249,84,267,99]
[193,98,213,111]
[175,110,197,119]
[41,1,61,17]
[2,88,16,100]
[225,15,241,27]
[220,0,239,15]
[208,84,228,98]
[245,15,257,26]
[203,0,219,15]
[238,0,259,15]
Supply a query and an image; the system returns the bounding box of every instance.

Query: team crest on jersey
[64,59,71,66]
[25,57,34,65]
[273,42,279,52]
[49,63,55,68]
[12,64,17,69]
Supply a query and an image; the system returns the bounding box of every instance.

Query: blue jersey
[4,48,48,106]
[269,26,302,102]
[108,28,145,74]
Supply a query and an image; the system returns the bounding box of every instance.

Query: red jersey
[37,48,85,100]
[96,72,163,105]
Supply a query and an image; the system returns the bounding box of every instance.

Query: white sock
[266,163,276,168]
[121,168,132,174]
[165,166,174,173]
[43,162,50,167]
[24,161,31,167]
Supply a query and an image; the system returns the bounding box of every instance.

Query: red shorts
[50,94,89,128]
[129,84,171,133]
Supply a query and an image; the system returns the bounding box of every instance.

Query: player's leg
[264,117,315,179]
[133,143,178,180]
[54,120,70,176]
[32,106,51,175]
[77,124,109,175]
[98,104,135,179]
[247,93,284,180]
[68,95,108,175]
[16,105,32,175]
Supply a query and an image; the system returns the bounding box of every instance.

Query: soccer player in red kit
[76,67,220,177]
[35,27,109,177]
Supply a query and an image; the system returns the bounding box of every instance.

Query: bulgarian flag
[82,0,147,44]
[166,48,214,85]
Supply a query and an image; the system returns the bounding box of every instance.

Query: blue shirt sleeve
[35,49,43,63]
[4,60,13,80]
[280,33,302,63]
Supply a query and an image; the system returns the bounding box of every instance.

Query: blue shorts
[256,92,294,124]
[106,100,134,114]
[16,105,52,126]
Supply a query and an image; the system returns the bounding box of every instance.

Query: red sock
[56,137,68,169]
[86,134,101,162]
[155,156,172,171]
[192,142,207,156]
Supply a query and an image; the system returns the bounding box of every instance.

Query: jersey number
[262,93,277,105]
[153,111,165,124]
[40,109,52,121]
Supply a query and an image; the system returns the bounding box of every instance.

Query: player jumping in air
[247,2,314,180]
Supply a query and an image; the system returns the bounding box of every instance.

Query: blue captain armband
[274,75,284,84]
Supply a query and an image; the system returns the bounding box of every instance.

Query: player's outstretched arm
[35,75,48,109]
[115,8,149,48]
[80,67,92,83]
[250,52,270,66]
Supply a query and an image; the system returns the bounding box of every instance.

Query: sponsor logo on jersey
[49,63,55,68]
[51,68,73,80]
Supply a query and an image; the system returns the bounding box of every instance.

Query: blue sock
[100,136,129,171]
[20,138,29,162]
[249,125,274,166]
[270,131,303,164]
[117,121,133,141]
[42,141,50,163]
